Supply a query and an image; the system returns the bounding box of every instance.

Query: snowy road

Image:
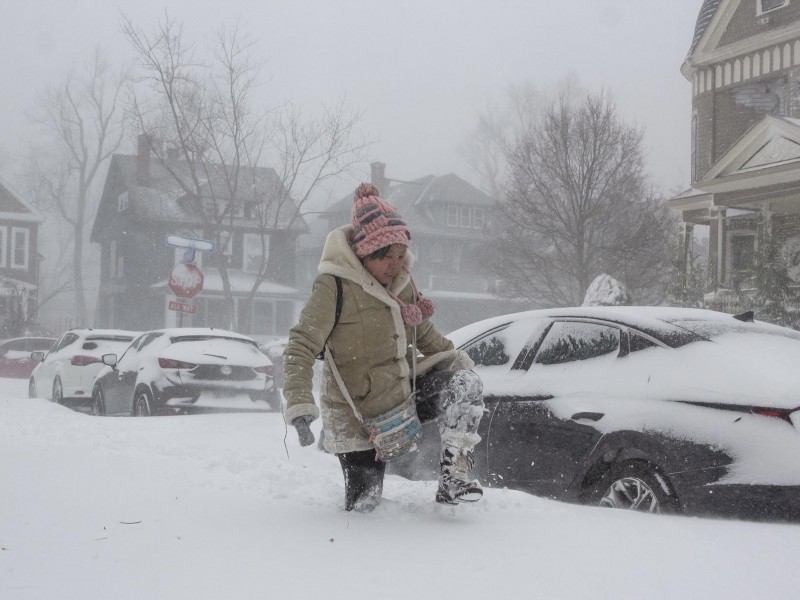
[3,377,800,600]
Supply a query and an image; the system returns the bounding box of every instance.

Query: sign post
[165,235,216,326]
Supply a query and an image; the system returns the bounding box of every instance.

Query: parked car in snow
[91,328,279,416]
[28,329,139,406]
[258,337,287,389]
[0,336,56,378]
[391,306,800,521]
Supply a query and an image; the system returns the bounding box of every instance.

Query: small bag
[363,395,423,461]
[324,347,422,461]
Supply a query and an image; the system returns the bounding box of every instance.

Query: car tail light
[750,407,795,423]
[253,364,274,376]
[71,355,101,366]
[158,357,198,369]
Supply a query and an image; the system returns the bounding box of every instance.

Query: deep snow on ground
[3,377,800,600]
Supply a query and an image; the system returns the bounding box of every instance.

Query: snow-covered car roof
[142,328,257,343]
[66,329,140,340]
[447,306,775,348]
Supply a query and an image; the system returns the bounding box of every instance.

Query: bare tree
[27,51,126,324]
[122,14,366,329]
[461,77,582,198]
[489,88,677,306]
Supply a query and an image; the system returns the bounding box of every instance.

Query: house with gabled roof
[0,176,44,335]
[671,0,800,308]
[90,136,308,337]
[315,162,524,332]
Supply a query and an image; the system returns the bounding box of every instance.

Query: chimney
[137,133,151,185]
[370,161,388,194]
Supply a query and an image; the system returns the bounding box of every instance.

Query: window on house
[110,240,124,278]
[243,233,268,274]
[118,191,129,211]
[729,233,756,272]
[472,208,485,230]
[759,0,787,14]
[447,205,459,227]
[11,228,28,270]
[460,207,472,228]
[0,227,7,268]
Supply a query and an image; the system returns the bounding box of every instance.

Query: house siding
[720,2,800,48]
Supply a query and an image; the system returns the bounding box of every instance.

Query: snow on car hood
[161,338,266,366]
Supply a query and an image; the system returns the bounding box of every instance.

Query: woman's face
[362,244,407,286]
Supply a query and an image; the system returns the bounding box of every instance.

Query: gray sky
[1,0,704,201]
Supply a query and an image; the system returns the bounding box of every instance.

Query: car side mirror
[30,351,45,362]
[102,353,118,368]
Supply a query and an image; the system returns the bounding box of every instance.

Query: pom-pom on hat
[351,183,411,258]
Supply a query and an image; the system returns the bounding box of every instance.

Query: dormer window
[758,0,788,15]
[446,204,486,230]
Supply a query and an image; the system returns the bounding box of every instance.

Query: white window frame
[118,191,129,211]
[0,226,7,268]
[472,208,485,230]
[758,0,789,15]
[243,233,268,274]
[459,206,472,228]
[11,227,28,270]
[447,205,459,227]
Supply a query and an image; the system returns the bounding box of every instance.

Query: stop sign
[168,263,204,298]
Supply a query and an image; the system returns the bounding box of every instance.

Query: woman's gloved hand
[292,416,315,447]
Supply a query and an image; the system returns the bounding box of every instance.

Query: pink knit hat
[351,183,410,258]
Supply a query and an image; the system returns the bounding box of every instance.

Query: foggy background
[1,0,703,200]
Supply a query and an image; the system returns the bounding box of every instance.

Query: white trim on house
[10,227,29,270]
[700,115,800,182]
[0,227,7,268]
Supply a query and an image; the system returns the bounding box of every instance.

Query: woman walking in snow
[283,183,485,512]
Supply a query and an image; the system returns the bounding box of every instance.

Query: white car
[92,328,278,416]
[29,329,140,407]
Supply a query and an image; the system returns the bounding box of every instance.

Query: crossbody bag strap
[324,347,364,424]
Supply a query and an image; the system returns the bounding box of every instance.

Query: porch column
[716,208,726,289]
[678,222,695,287]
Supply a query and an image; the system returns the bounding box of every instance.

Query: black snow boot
[338,449,386,513]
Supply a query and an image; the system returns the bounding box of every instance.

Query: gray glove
[292,416,315,447]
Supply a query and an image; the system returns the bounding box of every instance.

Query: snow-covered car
[258,337,287,389]
[28,329,139,406]
[392,306,800,521]
[91,328,279,416]
[0,336,56,378]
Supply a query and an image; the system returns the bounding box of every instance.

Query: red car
[0,337,57,378]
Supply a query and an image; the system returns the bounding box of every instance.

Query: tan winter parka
[283,225,469,454]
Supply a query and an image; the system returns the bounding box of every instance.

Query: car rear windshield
[668,318,800,342]
[169,335,257,347]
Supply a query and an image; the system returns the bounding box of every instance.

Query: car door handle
[571,412,604,422]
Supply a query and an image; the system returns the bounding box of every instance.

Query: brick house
[314,163,524,332]
[0,176,43,335]
[90,138,308,338]
[670,0,800,308]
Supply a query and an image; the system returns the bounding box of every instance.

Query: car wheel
[53,377,64,405]
[28,378,36,399]
[90,385,106,416]
[133,387,153,417]
[588,459,681,515]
